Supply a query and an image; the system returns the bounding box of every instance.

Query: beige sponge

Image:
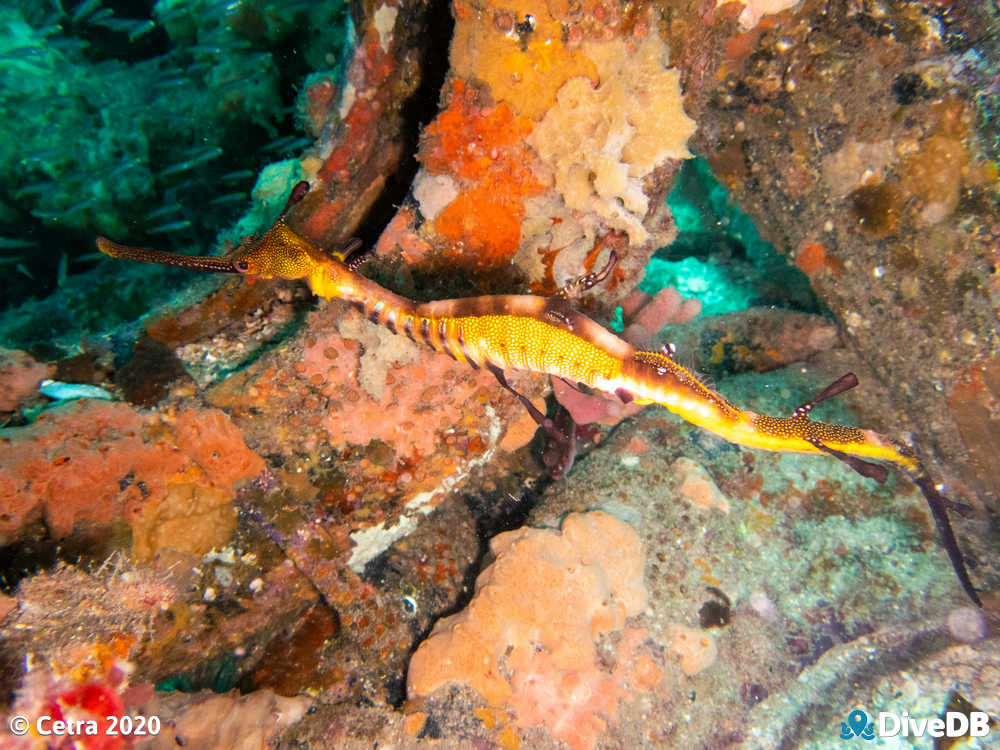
[529,33,696,244]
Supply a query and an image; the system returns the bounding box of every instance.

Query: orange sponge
[408,511,647,750]
[421,80,544,266]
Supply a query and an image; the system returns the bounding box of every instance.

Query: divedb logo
[840,708,993,741]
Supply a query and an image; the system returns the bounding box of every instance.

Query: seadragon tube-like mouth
[96,237,242,273]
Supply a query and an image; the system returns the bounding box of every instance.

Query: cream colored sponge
[529,34,696,244]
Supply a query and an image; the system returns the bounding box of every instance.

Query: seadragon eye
[235,260,250,272]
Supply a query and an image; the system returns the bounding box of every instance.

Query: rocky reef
[1,0,998,748]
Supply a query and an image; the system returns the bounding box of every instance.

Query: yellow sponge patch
[449,0,598,120]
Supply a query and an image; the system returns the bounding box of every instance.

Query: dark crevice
[352,0,454,251]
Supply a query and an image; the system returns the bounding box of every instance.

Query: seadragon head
[229,220,329,280]
[97,181,363,295]
[227,181,361,282]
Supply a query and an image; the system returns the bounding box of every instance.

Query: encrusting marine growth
[97,181,982,606]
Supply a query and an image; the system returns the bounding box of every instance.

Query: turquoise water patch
[639,256,756,316]
[617,157,820,327]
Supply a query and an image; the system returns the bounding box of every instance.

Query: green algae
[0,0,351,315]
